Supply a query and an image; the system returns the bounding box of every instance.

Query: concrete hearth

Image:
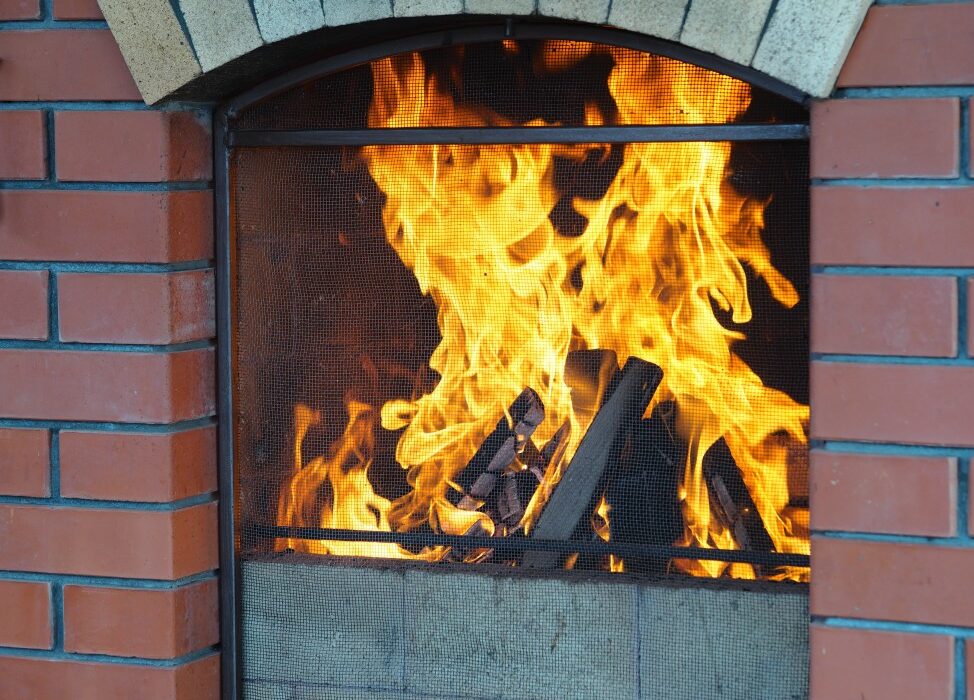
[240,554,807,700]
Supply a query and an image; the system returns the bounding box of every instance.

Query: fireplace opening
[220,25,810,700]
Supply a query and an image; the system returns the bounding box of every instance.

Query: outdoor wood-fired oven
[217,23,810,699]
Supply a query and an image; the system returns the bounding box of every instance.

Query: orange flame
[276,43,809,580]
[592,494,624,573]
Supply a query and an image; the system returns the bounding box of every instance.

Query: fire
[276,42,809,580]
[592,494,624,573]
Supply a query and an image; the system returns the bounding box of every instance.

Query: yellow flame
[277,43,809,580]
[592,494,624,573]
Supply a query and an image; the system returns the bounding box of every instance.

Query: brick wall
[810,3,974,699]
[0,3,219,699]
[4,2,974,699]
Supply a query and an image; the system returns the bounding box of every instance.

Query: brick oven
[0,1,972,699]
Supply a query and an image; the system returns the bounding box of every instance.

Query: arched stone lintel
[97,0,873,105]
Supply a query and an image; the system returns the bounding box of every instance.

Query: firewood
[603,404,684,576]
[496,468,539,525]
[535,421,571,480]
[522,357,662,568]
[703,439,775,554]
[709,472,751,549]
[450,387,545,506]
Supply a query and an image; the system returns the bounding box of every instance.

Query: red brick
[810,451,956,537]
[839,5,974,88]
[60,427,217,502]
[0,502,217,579]
[0,428,49,498]
[0,653,219,700]
[971,464,974,537]
[812,537,974,626]
[0,189,213,263]
[969,278,974,357]
[0,270,48,340]
[0,580,51,650]
[56,111,212,182]
[58,270,215,344]
[810,625,953,700]
[811,362,974,446]
[0,349,214,423]
[64,579,218,658]
[0,111,46,179]
[971,99,974,178]
[812,187,974,267]
[810,99,959,178]
[811,274,957,357]
[0,0,40,19]
[52,0,103,19]
[0,31,140,101]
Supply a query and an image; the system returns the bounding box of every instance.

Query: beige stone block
[752,0,872,97]
[402,569,639,699]
[97,0,201,104]
[244,681,405,700]
[608,0,689,41]
[393,0,463,18]
[241,559,405,690]
[538,0,610,24]
[638,583,809,700]
[680,0,774,65]
[323,0,393,26]
[253,0,325,42]
[179,0,264,72]
[465,0,535,14]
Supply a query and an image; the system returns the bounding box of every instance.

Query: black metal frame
[216,20,810,699]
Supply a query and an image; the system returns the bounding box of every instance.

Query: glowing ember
[275,42,809,581]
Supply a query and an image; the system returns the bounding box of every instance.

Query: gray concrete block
[178,0,264,72]
[608,0,689,42]
[538,0,610,24]
[465,0,535,14]
[253,0,325,43]
[752,0,872,97]
[403,569,639,700]
[680,0,774,65]
[639,583,809,700]
[393,0,463,17]
[244,680,404,700]
[97,0,201,104]
[241,559,405,691]
[240,557,807,700]
[323,0,393,26]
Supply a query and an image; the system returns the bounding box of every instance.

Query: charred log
[522,357,662,568]
[450,387,545,507]
[703,439,775,554]
[602,403,684,576]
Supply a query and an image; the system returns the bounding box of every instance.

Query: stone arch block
[97,0,873,104]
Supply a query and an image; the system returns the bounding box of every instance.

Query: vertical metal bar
[214,106,242,700]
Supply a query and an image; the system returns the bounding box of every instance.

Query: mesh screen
[233,39,807,131]
[232,39,809,700]
[233,140,809,577]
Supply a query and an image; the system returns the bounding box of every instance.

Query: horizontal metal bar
[247,524,811,568]
[228,123,809,147]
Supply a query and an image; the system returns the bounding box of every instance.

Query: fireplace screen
[222,29,809,700]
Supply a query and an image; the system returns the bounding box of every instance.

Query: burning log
[703,439,775,554]
[443,388,545,560]
[522,357,663,568]
[603,404,684,576]
[451,387,545,509]
[496,422,570,528]
[496,469,538,528]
